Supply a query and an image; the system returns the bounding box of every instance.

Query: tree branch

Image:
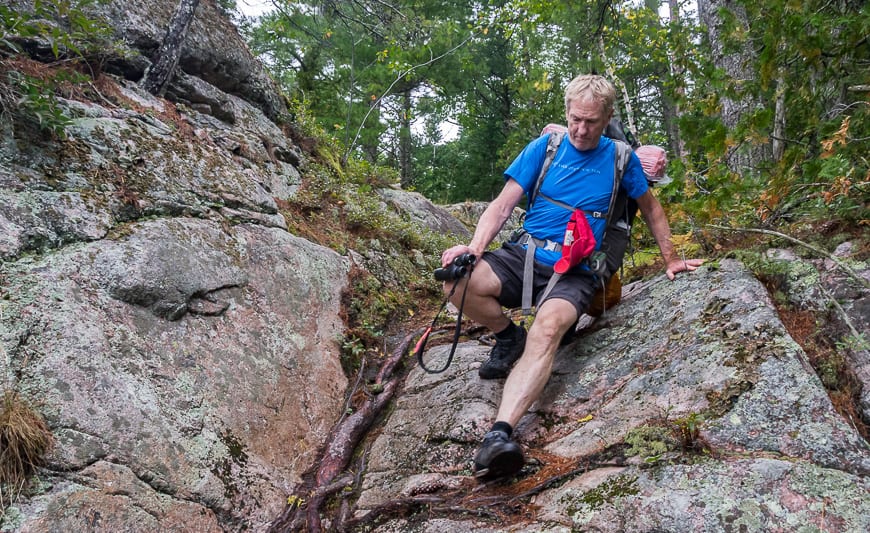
[343,33,475,163]
[706,224,869,289]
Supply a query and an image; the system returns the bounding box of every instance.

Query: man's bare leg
[473,297,577,480]
[445,260,511,333]
[496,298,578,427]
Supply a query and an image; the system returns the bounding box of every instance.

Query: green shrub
[1,0,118,137]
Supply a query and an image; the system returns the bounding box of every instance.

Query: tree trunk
[665,0,686,160]
[772,71,786,161]
[399,88,413,188]
[697,0,771,175]
[141,0,201,97]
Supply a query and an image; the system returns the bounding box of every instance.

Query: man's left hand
[665,258,705,280]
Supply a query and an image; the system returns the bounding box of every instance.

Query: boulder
[378,188,472,239]
[9,0,287,122]
[0,26,345,528]
[358,260,870,531]
[1,218,349,530]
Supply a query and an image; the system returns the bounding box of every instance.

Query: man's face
[565,97,612,151]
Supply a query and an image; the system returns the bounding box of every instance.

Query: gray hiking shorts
[481,243,597,317]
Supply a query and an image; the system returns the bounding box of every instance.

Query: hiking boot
[473,430,524,481]
[478,325,526,380]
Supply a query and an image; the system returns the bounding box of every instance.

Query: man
[439,74,703,481]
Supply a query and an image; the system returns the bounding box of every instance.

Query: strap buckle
[515,232,561,252]
[537,238,561,252]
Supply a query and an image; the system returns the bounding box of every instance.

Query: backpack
[541,119,639,148]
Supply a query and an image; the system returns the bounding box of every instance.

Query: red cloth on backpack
[553,209,595,274]
[635,145,670,183]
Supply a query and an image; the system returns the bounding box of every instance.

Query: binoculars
[433,253,476,281]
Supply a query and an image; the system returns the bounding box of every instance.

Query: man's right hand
[441,245,479,267]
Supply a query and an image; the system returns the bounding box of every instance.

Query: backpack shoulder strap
[528,131,564,208]
[615,139,631,179]
[604,140,632,226]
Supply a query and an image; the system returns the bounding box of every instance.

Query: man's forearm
[468,203,512,254]
[468,180,525,256]
[637,192,677,264]
[649,216,677,264]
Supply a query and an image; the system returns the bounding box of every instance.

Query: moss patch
[565,474,640,516]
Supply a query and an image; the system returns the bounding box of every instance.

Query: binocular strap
[414,270,473,374]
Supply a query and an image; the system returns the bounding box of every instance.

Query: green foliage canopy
[187,0,870,230]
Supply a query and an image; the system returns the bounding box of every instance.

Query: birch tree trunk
[399,88,413,188]
[141,0,201,97]
[598,35,637,139]
[641,0,685,157]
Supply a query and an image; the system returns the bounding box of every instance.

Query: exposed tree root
[340,451,626,531]
[267,328,425,532]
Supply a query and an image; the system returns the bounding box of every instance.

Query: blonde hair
[564,74,617,115]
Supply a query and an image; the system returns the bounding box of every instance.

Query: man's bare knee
[529,300,577,341]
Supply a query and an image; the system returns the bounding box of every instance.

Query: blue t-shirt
[505,135,648,266]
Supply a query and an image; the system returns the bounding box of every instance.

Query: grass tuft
[0,390,54,497]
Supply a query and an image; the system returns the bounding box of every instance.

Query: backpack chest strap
[515,232,561,252]
[521,238,537,315]
[535,192,608,219]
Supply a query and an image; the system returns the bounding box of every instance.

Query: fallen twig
[337,354,366,428]
[706,224,869,289]
[340,495,455,531]
[818,284,867,346]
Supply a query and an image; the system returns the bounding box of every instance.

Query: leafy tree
[439,14,518,200]
[242,0,867,232]
[247,0,478,186]
[682,0,869,225]
[746,0,869,225]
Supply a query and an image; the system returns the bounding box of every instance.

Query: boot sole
[473,448,524,481]
[478,367,510,380]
